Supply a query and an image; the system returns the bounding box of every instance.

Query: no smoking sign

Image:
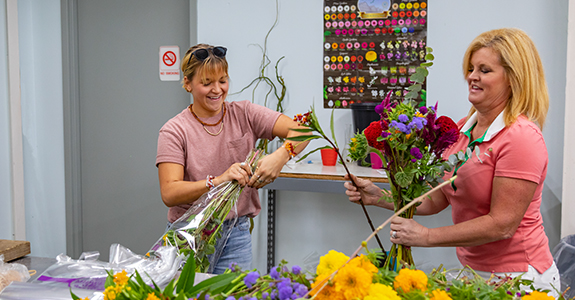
[159,46,180,81]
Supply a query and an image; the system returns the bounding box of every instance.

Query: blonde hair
[462,28,549,129]
[181,44,229,89]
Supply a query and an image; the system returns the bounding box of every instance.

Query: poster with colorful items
[323,0,428,108]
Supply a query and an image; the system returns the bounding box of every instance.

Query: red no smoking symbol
[163,51,176,67]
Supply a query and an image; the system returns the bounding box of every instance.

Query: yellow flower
[393,268,428,293]
[146,293,161,300]
[349,255,378,275]
[522,291,555,300]
[103,285,124,300]
[367,283,401,300]
[334,265,372,300]
[310,273,345,300]
[351,138,357,142]
[113,270,130,286]
[316,250,349,277]
[430,289,452,300]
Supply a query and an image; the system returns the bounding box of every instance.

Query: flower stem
[323,134,387,257]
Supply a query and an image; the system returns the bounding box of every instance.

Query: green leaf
[289,127,314,133]
[286,134,322,142]
[70,290,81,300]
[162,279,176,298]
[295,146,331,163]
[407,84,422,92]
[421,62,434,67]
[394,171,413,188]
[205,244,216,255]
[425,53,435,61]
[176,252,196,293]
[404,90,419,100]
[187,273,237,296]
[426,46,433,53]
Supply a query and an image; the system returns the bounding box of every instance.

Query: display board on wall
[323,0,428,109]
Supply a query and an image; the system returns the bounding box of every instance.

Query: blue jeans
[207,216,252,274]
[166,216,252,274]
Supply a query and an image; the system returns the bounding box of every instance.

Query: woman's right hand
[216,162,252,187]
[343,173,384,206]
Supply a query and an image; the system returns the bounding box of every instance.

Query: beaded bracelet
[284,142,296,159]
[205,175,215,189]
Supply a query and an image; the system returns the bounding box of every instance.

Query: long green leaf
[295,146,331,163]
[286,135,322,142]
[176,254,196,293]
[188,273,237,296]
[289,127,314,133]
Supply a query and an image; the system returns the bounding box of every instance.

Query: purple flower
[291,265,301,275]
[244,271,260,288]
[270,266,280,280]
[294,283,308,297]
[229,262,238,272]
[410,147,423,160]
[278,285,294,300]
[381,131,391,138]
[226,297,236,300]
[375,104,384,115]
[398,114,409,123]
[261,292,269,299]
[419,106,428,114]
[390,120,410,134]
[408,116,427,130]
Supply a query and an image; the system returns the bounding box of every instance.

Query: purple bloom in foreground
[226,297,235,300]
[398,114,409,123]
[270,266,280,280]
[419,106,428,114]
[375,104,384,115]
[261,292,269,299]
[410,147,423,160]
[291,265,302,275]
[244,271,260,288]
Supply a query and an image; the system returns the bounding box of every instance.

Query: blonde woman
[345,28,559,296]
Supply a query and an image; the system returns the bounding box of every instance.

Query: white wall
[16,0,66,257]
[0,0,13,240]
[198,0,568,271]
[562,0,575,238]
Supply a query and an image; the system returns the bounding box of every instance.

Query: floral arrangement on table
[147,149,264,273]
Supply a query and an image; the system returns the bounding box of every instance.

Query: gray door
[64,0,192,260]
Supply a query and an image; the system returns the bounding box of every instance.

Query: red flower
[364,121,386,150]
[435,116,457,135]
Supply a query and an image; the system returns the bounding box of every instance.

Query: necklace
[189,104,226,136]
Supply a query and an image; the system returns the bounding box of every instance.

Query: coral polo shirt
[441,112,552,273]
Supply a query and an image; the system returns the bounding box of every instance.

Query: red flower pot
[320,148,338,166]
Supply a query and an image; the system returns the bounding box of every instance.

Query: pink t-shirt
[441,114,552,273]
[156,100,282,223]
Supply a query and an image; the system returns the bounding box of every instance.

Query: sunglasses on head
[189,46,227,64]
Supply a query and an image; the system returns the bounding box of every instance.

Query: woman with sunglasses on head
[156,44,308,274]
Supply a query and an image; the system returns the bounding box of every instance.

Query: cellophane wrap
[148,149,264,273]
[31,244,180,291]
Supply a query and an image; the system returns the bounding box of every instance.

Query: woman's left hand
[389,216,430,247]
[248,150,285,189]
